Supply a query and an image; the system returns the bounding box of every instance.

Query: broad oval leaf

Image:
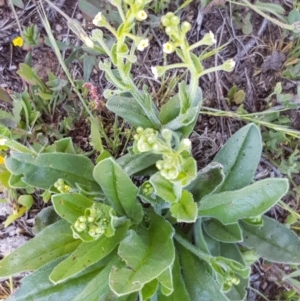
[109,210,175,296]
[93,158,143,224]
[106,95,154,129]
[240,216,300,264]
[7,254,114,301]
[214,123,262,192]
[5,152,100,192]
[203,219,243,243]
[198,178,289,225]
[0,219,81,278]
[49,222,129,284]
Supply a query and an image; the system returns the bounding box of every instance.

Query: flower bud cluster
[223,272,240,290]
[133,127,194,182]
[142,182,154,196]
[156,155,181,180]
[161,12,191,54]
[54,179,70,193]
[73,205,109,239]
[133,127,160,153]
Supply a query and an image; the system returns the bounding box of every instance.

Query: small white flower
[163,42,174,54]
[203,31,216,45]
[92,12,102,26]
[151,66,158,79]
[0,138,7,145]
[137,38,149,51]
[136,10,148,21]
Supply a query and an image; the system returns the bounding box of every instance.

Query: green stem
[174,233,211,263]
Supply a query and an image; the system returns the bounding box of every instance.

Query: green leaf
[117,152,160,176]
[109,210,175,296]
[140,279,159,300]
[52,193,93,224]
[106,95,155,129]
[0,219,81,278]
[203,219,242,243]
[5,152,100,192]
[157,267,173,296]
[214,123,262,191]
[93,158,143,223]
[33,206,60,234]
[220,243,248,301]
[90,120,103,153]
[160,83,202,136]
[17,195,33,210]
[50,222,129,283]
[11,0,24,9]
[52,137,76,154]
[0,87,12,103]
[240,216,300,264]
[186,162,224,202]
[17,63,44,88]
[176,242,229,301]
[7,254,114,301]
[157,254,190,301]
[193,218,210,254]
[150,172,181,203]
[198,178,289,224]
[83,54,97,82]
[170,191,197,223]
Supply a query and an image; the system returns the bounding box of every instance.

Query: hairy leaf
[214,123,262,191]
[203,219,242,243]
[93,158,143,223]
[50,222,130,283]
[0,220,81,278]
[240,216,300,264]
[198,179,289,224]
[186,162,224,202]
[109,210,175,296]
[5,152,100,192]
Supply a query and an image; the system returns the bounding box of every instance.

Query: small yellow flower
[137,38,149,51]
[136,10,148,21]
[12,36,24,47]
[0,156,4,165]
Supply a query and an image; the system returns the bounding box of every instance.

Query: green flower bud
[136,127,144,134]
[200,31,216,46]
[79,216,87,223]
[91,29,103,40]
[222,59,236,72]
[87,216,95,223]
[170,16,180,26]
[78,222,87,231]
[181,21,191,33]
[161,16,171,27]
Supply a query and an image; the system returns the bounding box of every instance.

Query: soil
[0,0,300,300]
